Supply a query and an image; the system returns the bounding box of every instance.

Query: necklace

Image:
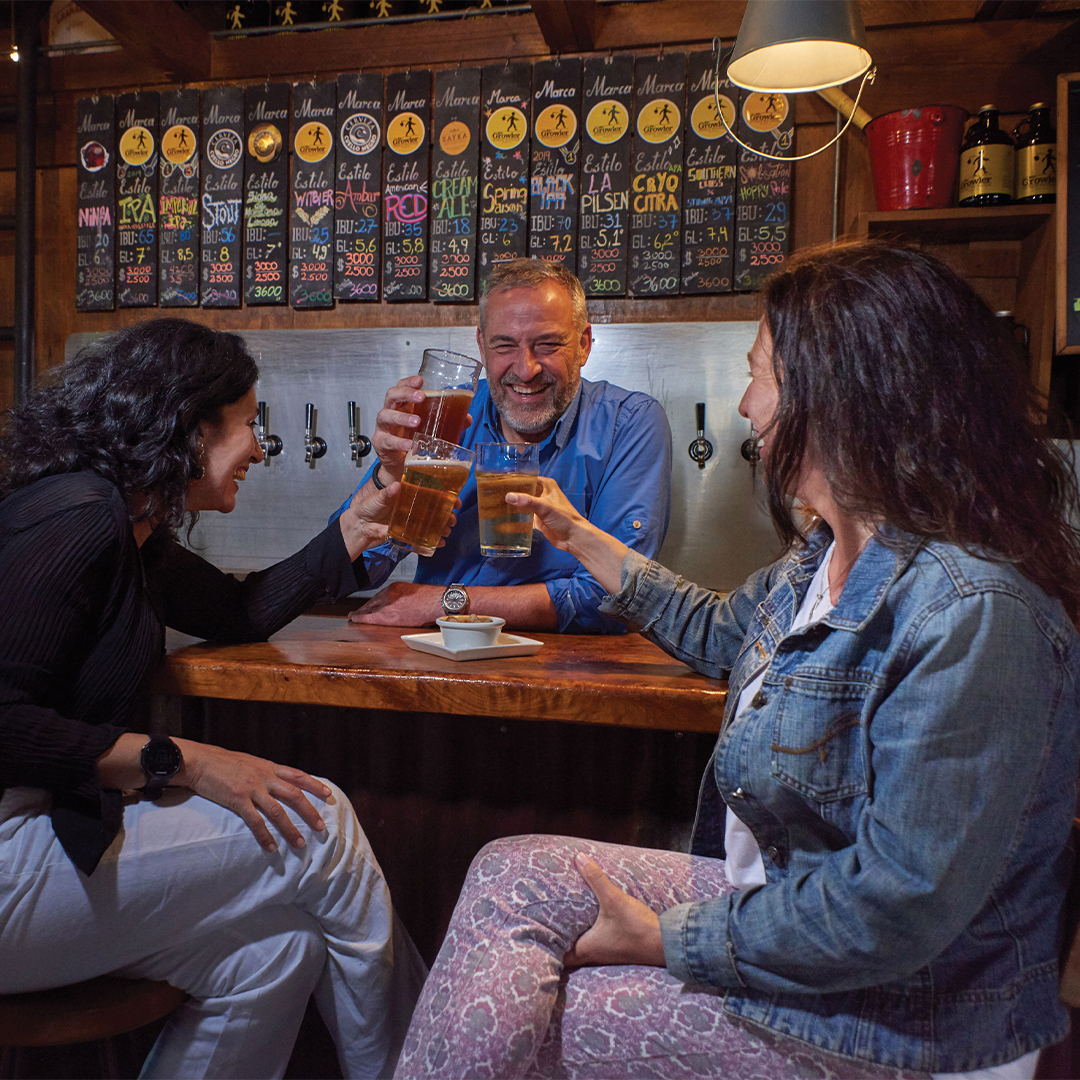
[807,545,835,622]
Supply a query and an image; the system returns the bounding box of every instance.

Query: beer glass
[404,349,482,445]
[387,435,474,557]
[475,442,541,557]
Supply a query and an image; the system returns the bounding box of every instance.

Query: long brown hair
[761,240,1080,623]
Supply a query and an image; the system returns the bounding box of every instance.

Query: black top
[0,471,369,875]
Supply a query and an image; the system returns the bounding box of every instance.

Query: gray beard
[490,372,580,436]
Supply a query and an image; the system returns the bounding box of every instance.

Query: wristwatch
[441,582,470,616]
[140,736,183,800]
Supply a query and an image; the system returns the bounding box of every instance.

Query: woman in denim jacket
[394,242,1080,1080]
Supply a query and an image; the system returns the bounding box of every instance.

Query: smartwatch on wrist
[441,582,469,616]
[140,736,183,800]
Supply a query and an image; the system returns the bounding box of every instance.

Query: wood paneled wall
[1,2,1078,406]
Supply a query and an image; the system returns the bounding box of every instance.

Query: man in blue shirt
[329,259,672,633]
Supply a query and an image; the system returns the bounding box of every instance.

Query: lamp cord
[711,36,874,163]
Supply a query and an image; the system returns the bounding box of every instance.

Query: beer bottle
[1013,103,1056,204]
[958,105,1014,206]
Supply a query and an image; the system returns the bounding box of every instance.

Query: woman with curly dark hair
[0,319,429,1079]
[394,242,1080,1080]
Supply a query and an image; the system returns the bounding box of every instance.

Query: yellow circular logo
[534,104,576,149]
[742,92,789,133]
[248,123,282,163]
[120,126,154,166]
[637,98,681,144]
[585,100,628,145]
[486,106,527,150]
[295,121,332,163]
[691,94,735,140]
[387,112,425,155]
[161,124,196,164]
[439,120,471,156]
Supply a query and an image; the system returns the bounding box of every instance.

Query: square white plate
[401,631,544,662]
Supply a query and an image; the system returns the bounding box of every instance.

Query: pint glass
[404,349,482,444]
[387,435,474,557]
[475,442,540,557]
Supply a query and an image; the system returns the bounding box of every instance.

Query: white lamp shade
[728,0,872,93]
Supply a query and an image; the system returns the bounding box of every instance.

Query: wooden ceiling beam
[74,1,211,81]
[531,1,596,53]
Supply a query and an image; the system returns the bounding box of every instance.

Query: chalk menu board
[578,55,633,298]
[681,50,736,294]
[1062,74,1080,353]
[430,67,481,302]
[200,86,244,308]
[383,70,430,301]
[479,63,531,291]
[629,53,686,297]
[335,73,383,302]
[75,95,115,311]
[158,88,200,307]
[243,83,289,306]
[290,81,336,309]
[734,90,792,291]
[529,57,582,269]
[115,92,158,307]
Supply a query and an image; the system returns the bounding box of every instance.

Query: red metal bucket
[865,106,967,211]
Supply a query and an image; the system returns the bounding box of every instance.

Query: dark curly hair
[761,239,1080,623]
[0,318,258,532]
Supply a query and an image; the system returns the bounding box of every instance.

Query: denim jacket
[599,527,1080,1073]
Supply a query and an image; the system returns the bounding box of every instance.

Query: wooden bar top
[156,616,727,733]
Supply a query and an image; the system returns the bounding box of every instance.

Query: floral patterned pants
[395,835,920,1080]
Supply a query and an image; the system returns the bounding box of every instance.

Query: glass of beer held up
[403,349,482,445]
[475,442,541,558]
[387,435,474,557]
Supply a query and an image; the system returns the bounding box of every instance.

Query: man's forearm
[465,583,558,631]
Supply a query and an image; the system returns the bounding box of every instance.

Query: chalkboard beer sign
[336,72,388,302]
[479,63,531,291]
[335,73,383,302]
[383,70,431,301]
[76,95,116,312]
[734,89,792,291]
[578,55,633,297]
[290,81,336,309]
[115,92,158,307]
[430,67,481,302]
[243,83,289,306]
[200,86,244,308]
[158,88,199,307]
[681,50,736,294]
[629,53,685,297]
[529,57,582,269]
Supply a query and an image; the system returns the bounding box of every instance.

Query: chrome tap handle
[688,401,714,470]
[347,400,372,462]
[740,424,761,465]
[304,403,326,463]
[255,400,282,462]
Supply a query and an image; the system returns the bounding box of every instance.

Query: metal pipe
[14,2,40,405]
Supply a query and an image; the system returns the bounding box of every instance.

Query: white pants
[0,783,427,1079]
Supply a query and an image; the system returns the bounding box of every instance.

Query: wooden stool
[0,976,187,1079]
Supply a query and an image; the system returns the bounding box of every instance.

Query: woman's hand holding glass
[505,477,629,596]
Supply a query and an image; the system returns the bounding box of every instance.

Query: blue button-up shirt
[329,377,672,633]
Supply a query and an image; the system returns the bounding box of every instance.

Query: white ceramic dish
[402,631,543,663]
[436,615,506,649]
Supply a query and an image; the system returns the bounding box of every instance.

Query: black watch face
[143,738,182,779]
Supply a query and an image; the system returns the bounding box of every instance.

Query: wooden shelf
[857,205,1054,244]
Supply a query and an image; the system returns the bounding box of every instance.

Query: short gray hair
[479,259,588,337]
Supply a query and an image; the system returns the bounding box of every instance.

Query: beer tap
[304,403,327,464]
[688,402,714,470]
[740,423,761,471]
[348,401,372,463]
[255,401,283,465]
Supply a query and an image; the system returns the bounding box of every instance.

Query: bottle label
[1017,142,1056,197]
[959,143,1015,200]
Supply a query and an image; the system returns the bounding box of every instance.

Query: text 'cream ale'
[388,458,472,556]
[476,471,539,556]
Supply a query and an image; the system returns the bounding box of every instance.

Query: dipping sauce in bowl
[436,615,505,649]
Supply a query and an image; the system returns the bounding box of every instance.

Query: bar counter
[155,615,728,733]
